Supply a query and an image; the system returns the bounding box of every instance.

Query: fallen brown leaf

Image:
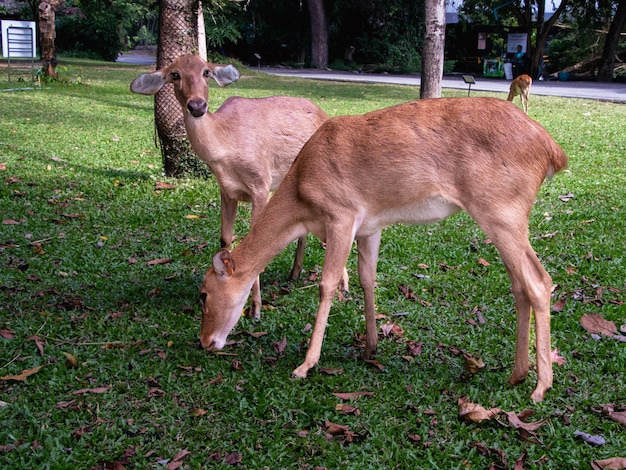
[0,328,15,339]
[591,457,626,469]
[273,335,287,354]
[551,348,566,366]
[146,258,172,266]
[167,449,191,470]
[63,352,79,369]
[501,410,547,432]
[463,353,485,376]
[458,400,501,423]
[325,420,349,435]
[552,296,567,312]
[224,452,242,465]
[155,181,174,190]
[335,403,359,415]
[71,386,110,395]
[580,313,617,337]
[513,450,527,470]
[333,391,374,401]
[1,365,43,381]
[593,404,626,427]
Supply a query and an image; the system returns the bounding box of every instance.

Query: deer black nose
[187,98,208,117]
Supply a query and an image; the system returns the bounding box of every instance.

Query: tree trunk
[532,0,568,79]
[597,0,626,82]
[38,0,62,79]
[156,0,209,177]
[420,0,446,99]
[307,0,328,69]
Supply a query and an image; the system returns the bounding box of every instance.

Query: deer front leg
[357,231,382,359]
[220,193,238,249]
[292,226,355,378]
[248,194,270,320]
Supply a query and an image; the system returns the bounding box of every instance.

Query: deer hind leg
[357,231,382,359]
[488,233,553,402]
[289,236,307,280]
[292,222,355,378]
[521,91,529,114]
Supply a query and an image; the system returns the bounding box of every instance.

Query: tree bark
[307,0,328,69]
[420,0,446,99]
[156,0,209,177]
[532,0,568,79]
[597,0,626,82]
[38,0,63,79]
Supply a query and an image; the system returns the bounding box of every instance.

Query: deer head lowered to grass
[130,54,331,319]
[507,74,533,114]
[198,97,568,402]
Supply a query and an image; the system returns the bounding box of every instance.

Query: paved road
[261,67,626,103]
[117,53,626,103]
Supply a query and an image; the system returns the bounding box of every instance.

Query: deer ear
[130,71,167,95]
[209,64,240,87]
[213,249,236,279]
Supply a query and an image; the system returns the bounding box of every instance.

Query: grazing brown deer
[507,74,532,114]
[199,97,568,402]
[130,54,330,319]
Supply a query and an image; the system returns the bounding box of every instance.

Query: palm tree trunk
[156,0,209,177]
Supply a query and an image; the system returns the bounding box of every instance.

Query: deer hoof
[291,365,309,379]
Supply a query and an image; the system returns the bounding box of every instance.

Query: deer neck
[232,187,307,281]
[183,112,236,178]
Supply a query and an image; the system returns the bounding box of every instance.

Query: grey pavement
[117,52,626,103]
[261,67,626,103]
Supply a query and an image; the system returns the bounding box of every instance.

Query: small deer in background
[507,74,532,114]
[199,97,568,403]
[130,54,330,319]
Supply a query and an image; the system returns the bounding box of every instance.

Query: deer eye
[170,72,180,81]
[200,292,207,305]
[202,69,211,79]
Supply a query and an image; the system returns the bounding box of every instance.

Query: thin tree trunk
[38,0,62,79]
[598,0,626,82]
[532,0,568,79]
[156,0,209,177]
[307,0,328,69]
[420,0,446,99]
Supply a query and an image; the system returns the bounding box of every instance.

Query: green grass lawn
[1,58,625,469]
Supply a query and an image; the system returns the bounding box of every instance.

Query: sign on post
[1,20,37,82]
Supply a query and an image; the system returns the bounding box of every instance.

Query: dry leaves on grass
[324,420,362,443]
[458,397,547,442]
[593,404,626,427]
[591,457,626,469]
[1,365,43,382]
[580,313,625,341]
[207,450,242,466]
[146,258,172,266]
[166,449,191,470]
[27,335,45,356]
[71,386,110,395]
[0,327,15,339]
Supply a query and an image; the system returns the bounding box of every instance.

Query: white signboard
[1,20,37,58]
[507,33,527,54]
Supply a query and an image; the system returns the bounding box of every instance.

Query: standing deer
[507,74,532,114]
[198,97,568,402]
[130,54,330,319]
